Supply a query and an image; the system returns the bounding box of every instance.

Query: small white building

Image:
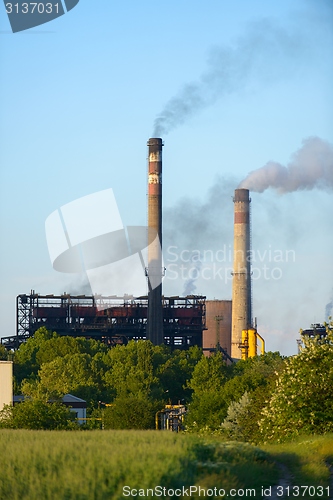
[13,393,87,425]
[62,394,87,424]
[0,361,13,412]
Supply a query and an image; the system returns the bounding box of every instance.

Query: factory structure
[1,139,264,360]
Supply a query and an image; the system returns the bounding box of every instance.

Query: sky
[0,0,332,356]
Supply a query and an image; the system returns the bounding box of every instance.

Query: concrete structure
[231,189,252,359]
[0,361,13,412]
[147,138,164,345]
[203,300,232,357]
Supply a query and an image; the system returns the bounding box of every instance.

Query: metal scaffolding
[1,292,206,350]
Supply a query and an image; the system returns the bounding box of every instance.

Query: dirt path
[263,463,293,499]
[264,461,333,499]
[326,462,333,500]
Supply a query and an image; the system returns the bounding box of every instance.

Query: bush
[103,395,160,429]
[0,400,76,430]
[259,324,333,442]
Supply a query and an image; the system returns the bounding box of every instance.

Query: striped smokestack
[147,138,164,345]
[231,188,252,359]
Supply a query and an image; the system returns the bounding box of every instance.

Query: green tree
[186,351,284,434]
[103,395,158,430]
[221,391,252,441]
[102,342,203,428]
[260,323,333,442]
[186,352,229,430]
[14,327,55,384]
[22,353,104,408]
[104,340,161,400]
[157,345,203,404]
[14,328,108,389]
[0,400,75,430]
[0,344,9,360]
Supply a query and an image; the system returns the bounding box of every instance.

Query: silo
[203,300,232,356]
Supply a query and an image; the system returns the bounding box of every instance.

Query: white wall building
[62,394,87,424]
[0,361,13,412]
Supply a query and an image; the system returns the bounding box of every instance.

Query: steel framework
[1,292,206,350]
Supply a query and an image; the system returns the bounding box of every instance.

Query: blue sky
[0,0,332,355]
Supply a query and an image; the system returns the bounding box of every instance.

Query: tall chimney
[147,138,164,345]
[231,188,252,359]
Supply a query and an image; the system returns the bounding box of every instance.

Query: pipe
[256,332,265,355]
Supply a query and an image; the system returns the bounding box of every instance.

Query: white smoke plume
[152,17,324,137]
[239,137,333,193]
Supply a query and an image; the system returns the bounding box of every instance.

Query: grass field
[0,431,332,500]
[263,434,333,493]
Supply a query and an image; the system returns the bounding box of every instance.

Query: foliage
[0,400,75,430]
[103,340,160,400]
[0,343,10,360]
[0,429,279,500]
[259,323,333,443]
[12,329,203,429]
[263,434,333,488]
[14,327,55,382]
[156,345,203,403]
[221,391,252,441]
[186,351,284,434]
[103,395,159,429]
[103,341,202,405]
[185,351,229,430]
[22,353,103,405]
[14,327,108,388]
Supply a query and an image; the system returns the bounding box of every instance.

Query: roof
[13,393,87,408]
[62,394,86,404]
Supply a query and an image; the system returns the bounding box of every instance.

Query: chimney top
[234,188,250,202]
[147,138,163,146]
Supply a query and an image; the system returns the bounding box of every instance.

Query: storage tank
[203,300,232,356]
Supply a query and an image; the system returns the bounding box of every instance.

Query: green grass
[0,430,276,500]
[263,434,333,495]
[1,431,333,500]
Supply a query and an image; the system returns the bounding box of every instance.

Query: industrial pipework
[240,328,265,360]
[147,138,164,345]
[231,188,252,359]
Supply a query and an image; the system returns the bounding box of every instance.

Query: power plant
[1,138,264,360]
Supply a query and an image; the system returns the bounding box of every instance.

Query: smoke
[163,176,236,298]
[239,137,333,193]
[153,18,320,137]
[182,255,202,296]
[326,291,333,321]
[62,273,92,296]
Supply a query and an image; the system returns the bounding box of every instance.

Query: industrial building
[1,139,264,360]
[1,293,206,351]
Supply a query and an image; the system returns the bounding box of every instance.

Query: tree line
[1,321,332,443]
